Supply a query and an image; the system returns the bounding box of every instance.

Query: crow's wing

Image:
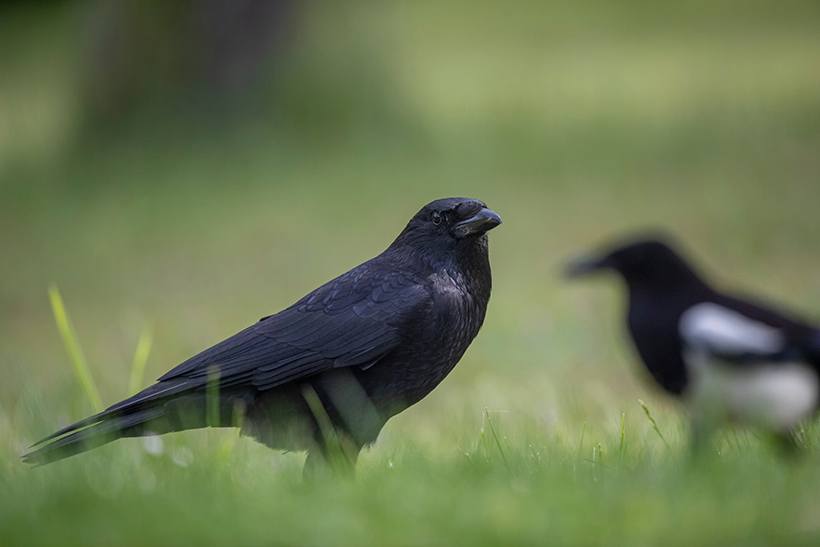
[158,264,432,391]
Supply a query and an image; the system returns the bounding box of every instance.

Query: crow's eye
[431,212,442,225]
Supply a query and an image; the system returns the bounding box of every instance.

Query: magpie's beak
[453,208,502,238]
[564,253,609,279]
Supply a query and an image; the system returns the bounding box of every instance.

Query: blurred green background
[2,1,820,545]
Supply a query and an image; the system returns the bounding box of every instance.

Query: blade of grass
[484,408,508,468]
[301,384,351,474]
[457,447,477,468]
[128,322,153,395]
[48,285,103,413]
[592,445,598,481]
[638,399,669,447]
[528,444,543,469]
[575,421,586,470]
[619,412,626,458]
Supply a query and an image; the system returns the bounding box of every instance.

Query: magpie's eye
[431,212,442,225]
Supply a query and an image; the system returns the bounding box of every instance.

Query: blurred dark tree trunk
[78,0,298,128]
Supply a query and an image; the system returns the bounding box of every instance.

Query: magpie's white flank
[566,237,820,446]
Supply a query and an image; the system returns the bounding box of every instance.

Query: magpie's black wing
[679,298,820,365]
[32,263,433,446]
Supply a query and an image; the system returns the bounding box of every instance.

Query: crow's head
[565,235,706,291]
[392,198,502,257]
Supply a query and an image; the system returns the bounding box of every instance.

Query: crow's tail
[23,377,202,466]
[23,385,256,466]
[22,407,168,466]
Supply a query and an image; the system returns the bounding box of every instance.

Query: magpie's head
[565,236,706,290]
[392,198,502,257]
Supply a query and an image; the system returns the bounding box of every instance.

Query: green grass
[4,395,820,545]
[2,1,820,545]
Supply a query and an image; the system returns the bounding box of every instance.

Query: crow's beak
[564,253,609,279]
[453,208,502,238]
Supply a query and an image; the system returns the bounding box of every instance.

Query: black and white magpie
[566,236,820,449]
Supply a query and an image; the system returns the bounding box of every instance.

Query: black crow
[25,198,501,472]
[566,236,820,450]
